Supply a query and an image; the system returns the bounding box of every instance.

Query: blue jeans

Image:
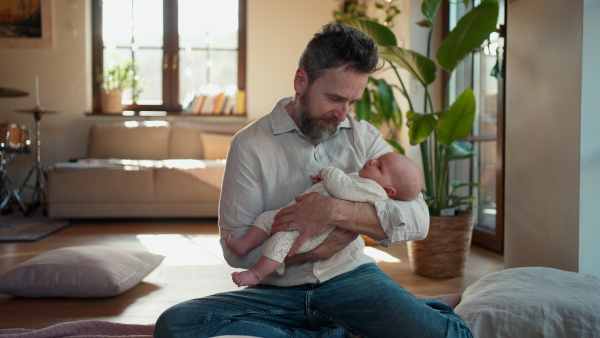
[154,264,472,338]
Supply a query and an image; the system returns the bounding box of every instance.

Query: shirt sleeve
[370,193,429,247]
[356,120,430,247]
[218,132,266,269]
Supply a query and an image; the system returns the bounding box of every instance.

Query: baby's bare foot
[231,271,261,287]
[225,233,250,256]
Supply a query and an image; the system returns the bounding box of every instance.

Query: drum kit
[1,84,57,216]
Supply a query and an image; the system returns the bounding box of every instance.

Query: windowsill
[87,111,247,117]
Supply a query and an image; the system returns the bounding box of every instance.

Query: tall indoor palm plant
[342,0,499,217]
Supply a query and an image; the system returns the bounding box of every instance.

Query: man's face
[295,66,368,144]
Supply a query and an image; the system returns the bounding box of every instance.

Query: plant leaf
[406,111,437,145]
[374,78,393,116]
[451,181,483,190]
[342,19,397,46]
[385,138,405,155]
[416,18,430,28]
[374,78,402,129]
[436,0,499,72]
[437,88,476,146]
[355,87,373,122]
[446,141,476,161]
[380,46,437,86]
[421,0,442,28]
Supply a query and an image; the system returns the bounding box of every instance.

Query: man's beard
[295,90,340,144]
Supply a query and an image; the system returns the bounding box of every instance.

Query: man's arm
[219,133,268,270]
[273,185,429,258]
[273,193,388,257]
[284,227,359,265]
[278,120,429,262]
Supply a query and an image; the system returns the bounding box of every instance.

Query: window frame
[91,0,247,115]
[442,1,505,254]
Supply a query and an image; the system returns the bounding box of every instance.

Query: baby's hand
[310,171,324,184]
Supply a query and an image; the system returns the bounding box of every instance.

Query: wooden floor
[0,218,504,330]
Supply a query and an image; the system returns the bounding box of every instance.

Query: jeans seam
[310,310,361,337]
[305,289,317,330]
[203,311,301,338]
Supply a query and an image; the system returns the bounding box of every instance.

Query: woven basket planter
[407,214,474,278]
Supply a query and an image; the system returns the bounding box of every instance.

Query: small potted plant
[97,58,141,113]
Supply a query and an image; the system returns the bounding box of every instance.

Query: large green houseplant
[342,0,499,217]
[341,0,500,277]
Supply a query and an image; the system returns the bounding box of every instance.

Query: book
[235,89,246,115]
[212,92,226,115]
[192,94,205,115]
[223,91,236,115]
[200,94,216,114]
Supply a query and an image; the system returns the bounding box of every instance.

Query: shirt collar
[270,97,353,136]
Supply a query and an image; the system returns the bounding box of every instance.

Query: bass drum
[0,123,31,154]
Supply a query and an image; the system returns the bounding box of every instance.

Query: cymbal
[0,87,29,97]
[15,107,59,114]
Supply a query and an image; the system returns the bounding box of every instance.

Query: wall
[0,0,90,200]
[406,0,443,162]
[247,0,337,119]
[0,0,338,199]
[579,0,600,277]
[505,0,600,276]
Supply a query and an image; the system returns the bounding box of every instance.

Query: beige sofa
[47,120,246,219]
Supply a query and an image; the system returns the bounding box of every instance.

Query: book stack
[184,87,246,116]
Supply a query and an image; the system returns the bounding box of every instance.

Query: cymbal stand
[0,152,28,215]
[20,110,47,215]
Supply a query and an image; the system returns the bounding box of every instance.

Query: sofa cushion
[199,132,232,160]
[169,121,246,159]
[48,167,154,203]
[168,122,206,159]
[154,167,222,202]
[87,121,171,160]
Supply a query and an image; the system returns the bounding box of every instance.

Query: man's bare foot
[231,270,261,287]
[225,233,251,256]
[415,294,462,308]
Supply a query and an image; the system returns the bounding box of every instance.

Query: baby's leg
[295,227,335,254]
[231,255,281,287]
[225,225,269,257]
[263,231,300,263]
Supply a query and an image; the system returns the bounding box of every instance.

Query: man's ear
[384,186,396,198]
[293,68,308,93]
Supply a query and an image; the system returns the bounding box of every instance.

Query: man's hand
[284,227,359,266]
[272,192,340,257]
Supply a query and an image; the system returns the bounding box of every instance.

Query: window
[92,0,246,115]
[445,0,506,253]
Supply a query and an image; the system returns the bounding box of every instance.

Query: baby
[225,152,424,287]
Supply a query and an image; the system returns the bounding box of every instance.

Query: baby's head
[358,152,424,201]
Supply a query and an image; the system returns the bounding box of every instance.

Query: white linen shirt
[218,97,429,287]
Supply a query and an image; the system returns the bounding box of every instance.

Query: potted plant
[340,0,500,277]
[97,58,142,114]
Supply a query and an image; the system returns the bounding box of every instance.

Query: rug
[0,214,70,242]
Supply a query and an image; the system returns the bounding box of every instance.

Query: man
[155,23,472,338]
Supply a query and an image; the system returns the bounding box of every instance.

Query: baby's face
[358,153,399,188]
